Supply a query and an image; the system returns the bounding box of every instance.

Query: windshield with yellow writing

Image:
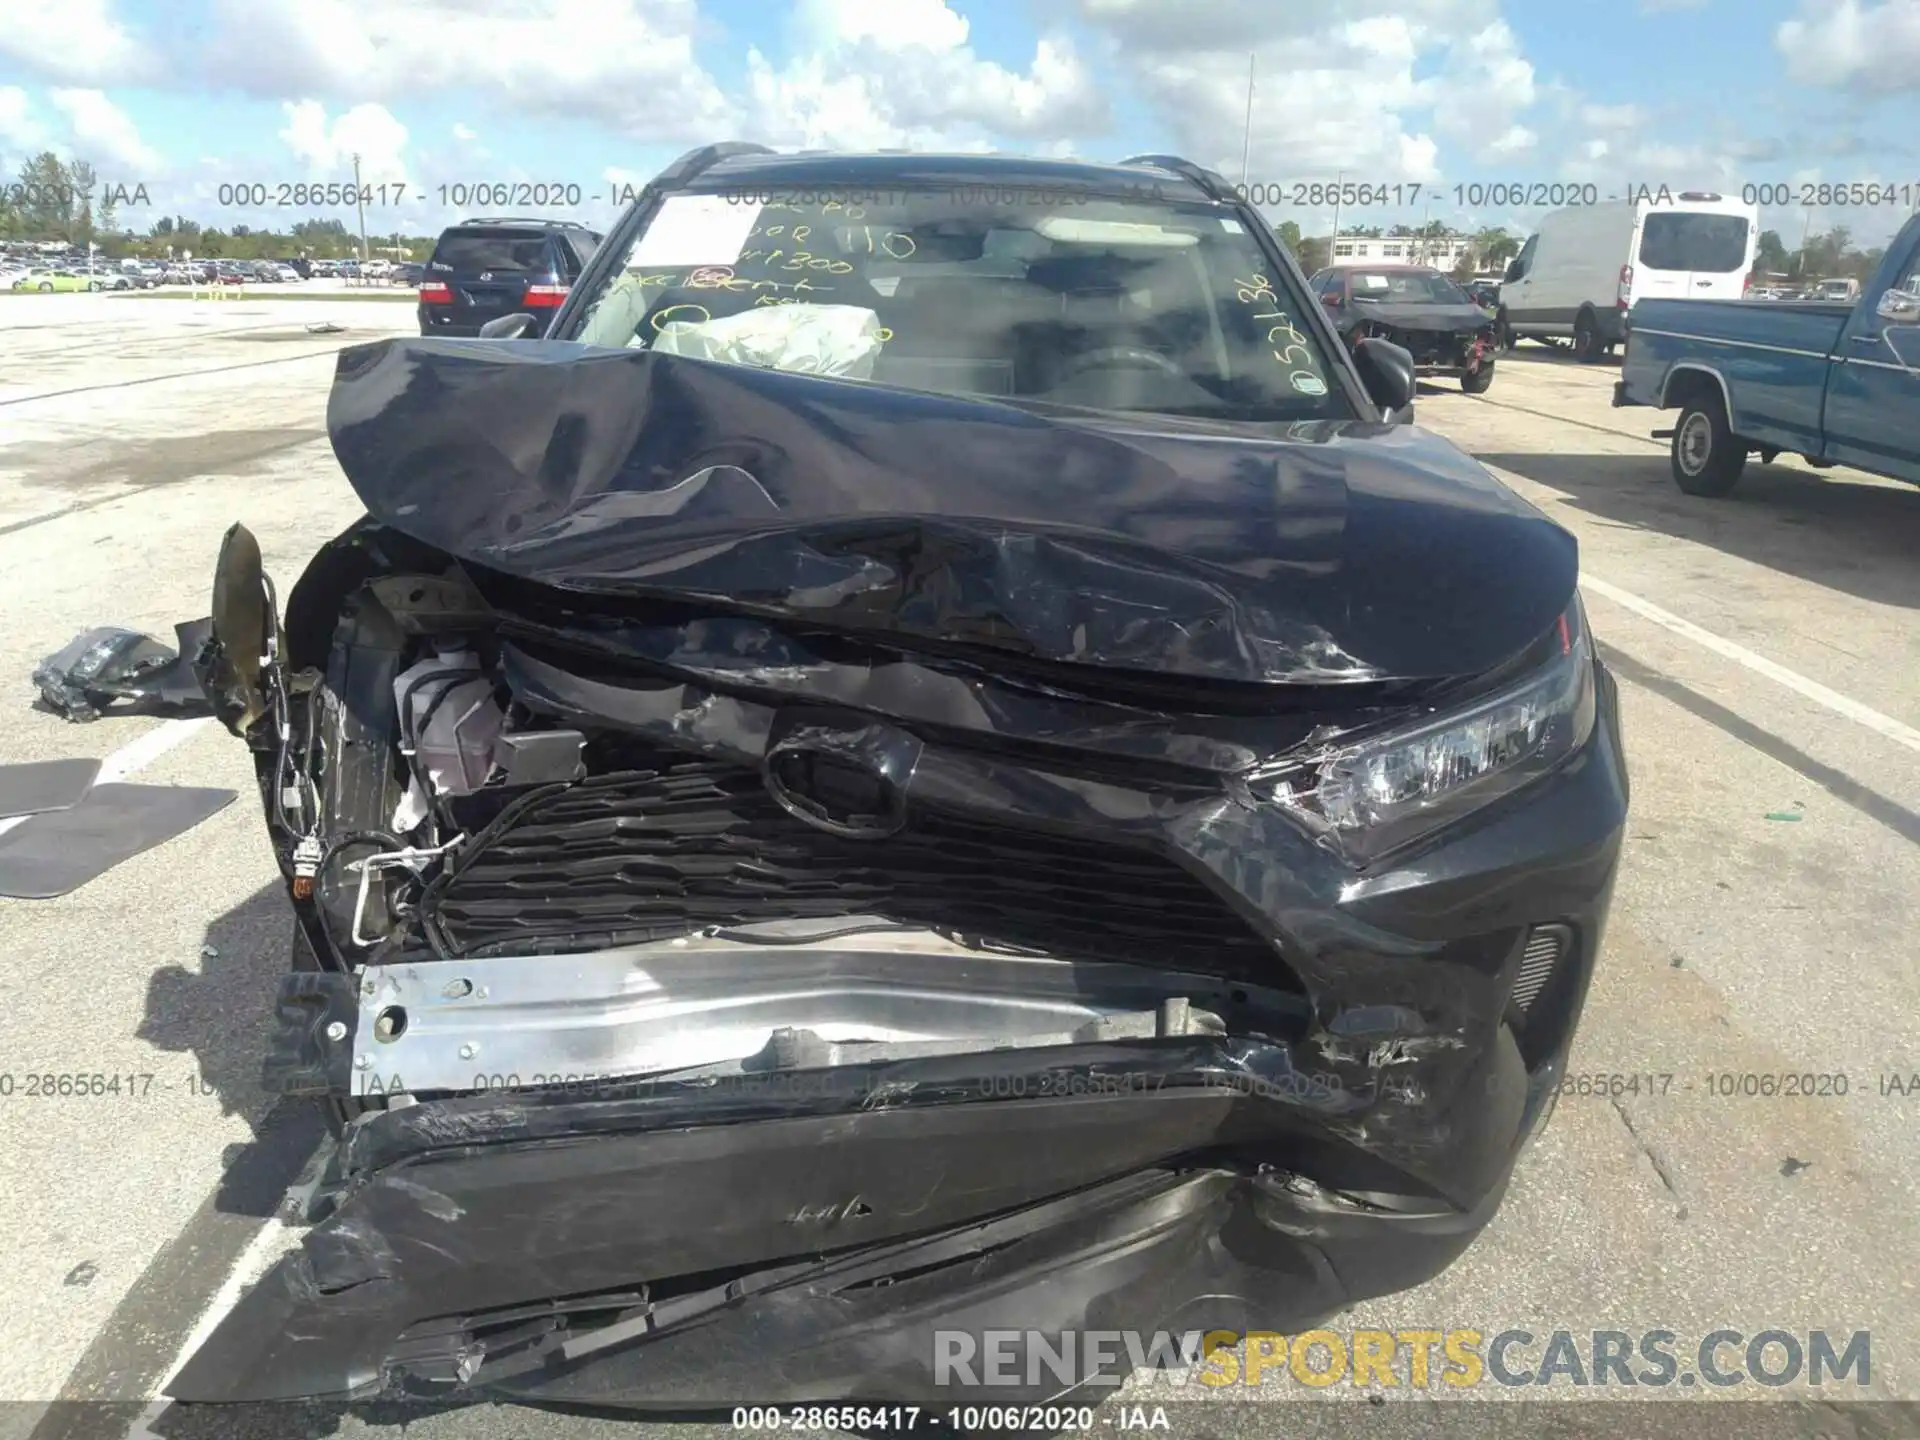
[569,188,1345,423]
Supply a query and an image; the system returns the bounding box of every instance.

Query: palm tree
[1473,226,1520,270]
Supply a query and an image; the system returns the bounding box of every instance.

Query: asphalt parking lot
[2,293,1917,1440]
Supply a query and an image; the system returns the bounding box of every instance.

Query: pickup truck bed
[1614,214,1920,497]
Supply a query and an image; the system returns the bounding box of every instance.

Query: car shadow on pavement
[1477,451,1920,610]
[25,886,336,1440]
[136,879,330,1216]
[1498,342,1619,367]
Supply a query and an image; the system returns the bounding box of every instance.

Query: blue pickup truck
[1614,212,1920,496]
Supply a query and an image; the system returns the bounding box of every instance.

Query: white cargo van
[1497,190,1758,361]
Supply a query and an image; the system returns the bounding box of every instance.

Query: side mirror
[478,312,538,340]
[1504,260,1522,282]
[1352,337,1417,414]
[1877,288,1920,324]
[1321,292,1340,308]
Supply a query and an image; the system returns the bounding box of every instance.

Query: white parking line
[1580,573,1920,756]
[0,716,212,842]
[96,715,214,781]
[129,1214,296,1425]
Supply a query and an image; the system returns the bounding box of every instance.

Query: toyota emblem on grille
[480,271,493,281]
[763,714,922,840]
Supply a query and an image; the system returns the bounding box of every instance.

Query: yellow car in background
[10,267,91,292]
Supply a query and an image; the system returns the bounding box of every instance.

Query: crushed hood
[1346,302,1493,334]
[325,338,1575,686]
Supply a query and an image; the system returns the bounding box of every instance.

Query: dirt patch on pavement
[4,427,331,492]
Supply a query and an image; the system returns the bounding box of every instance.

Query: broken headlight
[1265,597,1597,860]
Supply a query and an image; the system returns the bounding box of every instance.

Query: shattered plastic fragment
[34,628,175,723]
[32,621,214,723]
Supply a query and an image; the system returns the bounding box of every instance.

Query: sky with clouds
[1,0,1916,246]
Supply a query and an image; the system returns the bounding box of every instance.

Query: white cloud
[1070,1,1518,194]
[1068,0,1552,200]
[1639,0,1709,10]
[0,87,50,159]
[1578,103,1645,130]
[1072,0,1487,52]
[452,123,477,142]
[1776,0,1920,92]
[0,0,149,84]
[204,0,733,141]
[743,0,1105,150]
[1428,19,1537,163]
[795,0,971,51]
[48,89,164,174]
[278,100,410,181]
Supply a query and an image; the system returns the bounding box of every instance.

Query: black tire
[37,282,52,292]
[1461,360,1495,394]
[1670,395,1747,497]
[1573,310,1604,363]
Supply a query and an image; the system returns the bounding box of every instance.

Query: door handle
[1849,332,1882,345]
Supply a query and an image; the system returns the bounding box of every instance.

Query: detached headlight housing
[1262,597,1597,861]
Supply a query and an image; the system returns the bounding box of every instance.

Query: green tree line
[1751,227,1885,284]
[2,152,435,259]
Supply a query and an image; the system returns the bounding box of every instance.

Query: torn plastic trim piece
[263,970,362,1095]
[200,522,277,736]
[164,1101,1252,1404]
[162,1063,1523,1405]
[33,621,215,724]
[346,937,1307,1097]
[550,1167,1186,1367]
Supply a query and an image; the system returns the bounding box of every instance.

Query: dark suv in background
[417,217,602,336]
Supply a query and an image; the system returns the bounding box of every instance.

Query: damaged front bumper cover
[169,973,1534,1408]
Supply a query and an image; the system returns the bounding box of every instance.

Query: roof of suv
[454,217,598,231]
[666,148,1226,204]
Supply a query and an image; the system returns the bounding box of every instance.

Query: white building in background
[1328,233,1477,268]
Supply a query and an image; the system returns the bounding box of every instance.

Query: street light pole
[1330,171,1346,261]
[353,152,370,276]
[1239,54,1256,189]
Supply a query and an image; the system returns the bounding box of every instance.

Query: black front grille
[424,754,1287,979]
[1371,327,1468,365]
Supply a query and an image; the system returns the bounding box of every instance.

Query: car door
[1820,241,1920,485]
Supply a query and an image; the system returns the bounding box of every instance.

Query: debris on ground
[0,758,102,820]
[31,619,214,722]
[0,783,237,898]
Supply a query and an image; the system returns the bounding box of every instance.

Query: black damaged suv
[181,144,1627,1411]
[416,216,602,337]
